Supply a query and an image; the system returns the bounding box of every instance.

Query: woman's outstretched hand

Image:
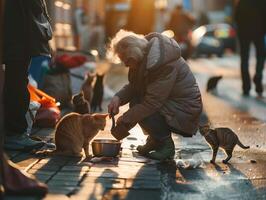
[108,96,121,116]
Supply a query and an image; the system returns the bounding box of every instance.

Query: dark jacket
[116,33,203,136]
[3,0,51,63]
[235,0,265,37]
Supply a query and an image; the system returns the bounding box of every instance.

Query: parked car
[191,23,237,57]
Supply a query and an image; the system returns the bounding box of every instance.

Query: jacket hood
[145,32,181,70]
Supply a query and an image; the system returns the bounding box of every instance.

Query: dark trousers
[238,33,265,94]
[138,112,191,141]
[3,59,31,135]
[139,112,171,141]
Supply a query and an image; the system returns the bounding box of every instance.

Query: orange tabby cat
[54,112,108,157]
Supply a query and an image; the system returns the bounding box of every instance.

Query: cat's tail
[237,139,250,149]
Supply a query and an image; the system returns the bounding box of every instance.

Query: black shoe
[253,76,263,94]
[136,136,160,155]
[256,93,263,99]
[4,134,45,152]
[148,137,175,161]
[242,91,250,97]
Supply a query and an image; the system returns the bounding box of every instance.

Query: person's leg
[139,112,171,141]
[138,112,175,160]
[238,34,251,95]
[252,35,265,96]
[3,59,44,151]
[3,59,30,134]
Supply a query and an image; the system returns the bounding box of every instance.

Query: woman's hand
[108,96,121,116]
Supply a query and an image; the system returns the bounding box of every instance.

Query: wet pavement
[4,56,266,200]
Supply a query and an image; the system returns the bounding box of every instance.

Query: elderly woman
[108,30,202,160]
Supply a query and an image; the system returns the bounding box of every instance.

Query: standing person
[3,0,52,150]
[0,0,48,197]
[108,30,202,161]
[72,1,87,50]
[235,0,266,97]
[167,5,195,42]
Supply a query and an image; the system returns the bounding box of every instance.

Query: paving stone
[65,161,93,167]
[11,154,39,170]
[31,163,62,171]
[48,186,79,195]
[69,185,103,200]
[48,179,79,187]
[51,173,86,182]
[28,169,55,176]
[41,157,69,165]
[38,158,68,165]
[125,179,161,189]
[56,171,87,177]
[81,177,125,189]
[34,174,52,182]
[87,170,161,181]
[102,189,161,200]
[61,165,90,172]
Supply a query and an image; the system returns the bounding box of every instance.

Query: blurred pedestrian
[89,14,106,58]
[167,4,195,42]
[3,0,52,150]
[235,0,266,97]
[72,2,88,50]
[108,30,202,161]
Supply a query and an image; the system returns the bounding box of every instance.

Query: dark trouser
[238,33,265,94]
[139,112,171,141]
[138,111,190,141]
[3,59,31,136]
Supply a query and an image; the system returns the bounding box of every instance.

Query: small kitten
[72,91,90,114]
[54,112,108,158]
[81,72,95,103]
[206,75,223,92]
[91,74,104,112]
[199,124,249,164]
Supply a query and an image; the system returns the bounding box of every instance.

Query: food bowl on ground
[92,139,122,157]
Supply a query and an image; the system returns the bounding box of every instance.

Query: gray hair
[108,29,148,63]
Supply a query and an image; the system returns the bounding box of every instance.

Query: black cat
[91,74,104,112]
[206,75,223,92]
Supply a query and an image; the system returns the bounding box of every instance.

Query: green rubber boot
[136,136,160,156]
[148,137,175,161]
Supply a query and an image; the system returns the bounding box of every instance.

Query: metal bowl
[92,139,122,157]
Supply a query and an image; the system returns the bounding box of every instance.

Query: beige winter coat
[116,33,202,137]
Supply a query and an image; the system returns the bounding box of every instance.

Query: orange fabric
[28,84,58,109]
